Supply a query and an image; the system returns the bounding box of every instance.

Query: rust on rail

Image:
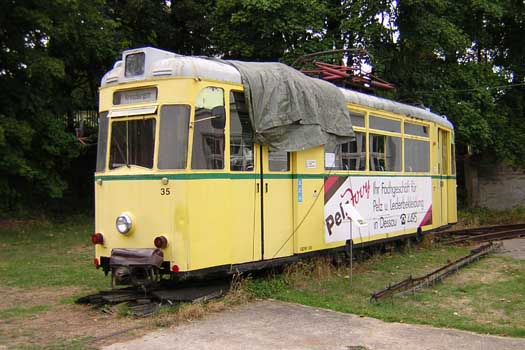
[437,224,525,245]
[370,242,500,302]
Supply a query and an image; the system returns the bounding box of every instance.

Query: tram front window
[158,105,190,169]
[109,118,156,169]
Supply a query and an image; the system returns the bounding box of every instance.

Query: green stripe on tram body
[94,173,456,181]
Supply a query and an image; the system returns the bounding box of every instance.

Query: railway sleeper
[76,281,229,316]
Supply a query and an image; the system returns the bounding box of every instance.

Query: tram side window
[269,151,290,171]
[369,115,401,133]
[404,139,430,172]
[369,134,401,171]
[158,105,190,169]
[109,118,156,169]
[349,111,365,128]
[96,111,109,172]
[451,143,456,175]
[230,91,254,171]
[192,87,225,170]
[324,132,366,170]
[405,122,429,137]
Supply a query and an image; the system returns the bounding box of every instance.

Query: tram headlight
[116,213,133,234]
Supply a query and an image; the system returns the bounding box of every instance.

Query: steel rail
[442,229,525,245]
[370,242,499,302]
[435,223,525,238]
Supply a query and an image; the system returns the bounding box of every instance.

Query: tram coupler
[109,248,164,288]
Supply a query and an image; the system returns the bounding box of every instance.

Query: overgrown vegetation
[457,206,525,227]
[244,243,525,337]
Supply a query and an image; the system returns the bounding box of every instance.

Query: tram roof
[102,47,453,130]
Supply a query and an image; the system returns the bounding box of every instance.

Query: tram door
[438,129,449,224]
[260,146,294,259]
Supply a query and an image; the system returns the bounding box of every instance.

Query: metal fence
[73,110,99,129]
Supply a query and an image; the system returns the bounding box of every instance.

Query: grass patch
[246,244,525,337]
[0,216,106,290]
[0,216,109,349]
[0,305,50,320]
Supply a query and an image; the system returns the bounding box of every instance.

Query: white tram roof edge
[338,88,453,129]
[101,47,453,130]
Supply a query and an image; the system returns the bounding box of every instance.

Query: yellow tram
[92,47,457,285]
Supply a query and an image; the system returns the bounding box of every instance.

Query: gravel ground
[496,238,525,259]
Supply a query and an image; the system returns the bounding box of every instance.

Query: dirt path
[103,300,525,350]
[0,287,151,349]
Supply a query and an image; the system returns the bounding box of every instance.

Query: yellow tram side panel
[431,123,457,227]
[447,177,458,223]
[447,134,458,224]
[185,178,232,270]
[293,147,345,254]
[431,123,440,227]
[228,176,260,264]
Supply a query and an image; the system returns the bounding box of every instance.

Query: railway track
[436,223,525,245]
[370,242,500,301]
[371,223,525,301]
[76,279,229,316]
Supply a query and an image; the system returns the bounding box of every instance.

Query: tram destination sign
[113,87,158,105]
[323,176,432,243]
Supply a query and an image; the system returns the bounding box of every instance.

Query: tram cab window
[369,134,401,171]
[96,112,109,172]
[109,117,156,169]
[192,87,225,170]
[158,105,190,169]
[269,151,290,171]
[324,132,365,171]
[404,139,430,172]
[230,91,254,171]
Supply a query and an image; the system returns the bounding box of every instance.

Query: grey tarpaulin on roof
[221,60,355,152]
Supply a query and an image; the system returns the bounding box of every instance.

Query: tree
[165,0,216,55]
[375,0,525,166]
[212,0,328,61]
[0,0,118,212]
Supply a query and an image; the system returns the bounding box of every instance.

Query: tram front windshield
[109,118,156,169]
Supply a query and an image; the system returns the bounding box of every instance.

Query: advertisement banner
[324,176,432,243]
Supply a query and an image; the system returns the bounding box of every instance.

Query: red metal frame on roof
[293,49,395,92]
